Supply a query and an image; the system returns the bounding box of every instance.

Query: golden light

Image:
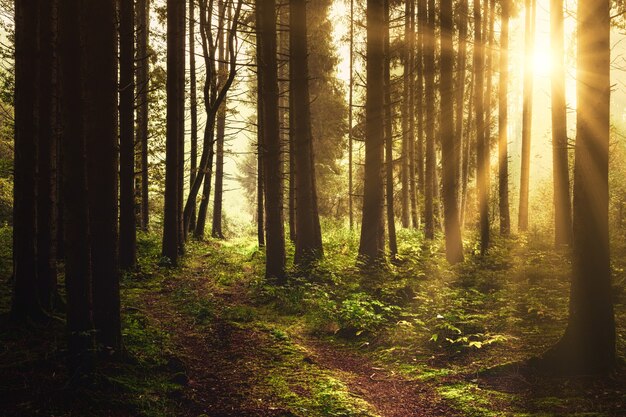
[531,47,553,77]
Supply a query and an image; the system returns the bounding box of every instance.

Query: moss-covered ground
[1,224,626,416]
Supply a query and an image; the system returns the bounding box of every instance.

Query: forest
[1,0,626,415]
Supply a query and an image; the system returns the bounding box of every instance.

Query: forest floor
[1,226,626,416]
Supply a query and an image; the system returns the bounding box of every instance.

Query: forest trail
[141,246,460,417]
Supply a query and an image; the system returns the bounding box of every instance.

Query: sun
[532,47,554,77]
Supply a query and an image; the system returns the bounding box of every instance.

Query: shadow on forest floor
[1,230,626,416]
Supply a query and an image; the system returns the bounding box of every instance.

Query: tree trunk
[473,0,488,254]
[120,0,136,270]
[258,0,286,281]
[519,0,535,232]
[212,0,227,239]
[348,0,354,230]
[291,0,323,265]
[498,0,511,236]
[440,0,464,263]
[400,0,412,228]
[36,0,59,311]
[138,0,150,232]
[384,0,397,259]
[83,0,121,353]
[58,0,94,371]
[358,0,385,264]
[189,0,198,232]
[408,0,418,229]
[423,0,436,239]
[550,0,572,246]
[162,0,184,264]
[544,0,615,374]
[455,0,468,216]
[416,0,426,221]
[12,0,45,321]
[256,5,265,248]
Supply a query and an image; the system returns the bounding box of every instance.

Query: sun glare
[532,47,553,77]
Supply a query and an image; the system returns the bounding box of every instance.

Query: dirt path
[301,338,460,417]
[142,258,460,417]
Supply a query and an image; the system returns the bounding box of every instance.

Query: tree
[291,0,323,264]
[440,0,464,263]
[136,0,150,232]
[473,0,489,254]
[498,0,511,236]
[258,0,286,281]
[162,0,184,264]
[58,0,94,370]
[83,0,121,353]
[189,0,198,232]
[348,0,354,230]
[383,0,397,259]
[542,0,615,374]
[358,0,385,264]
[36,0,59,310]
[120,0,137,270]
[212,0,228,239]
[455,0,468,218]
[12,0,44,321]
[550,0,572,246]
[423,0,436,239]
[401,0,413,229]
[184,0,241,240]
[519,0,535,232]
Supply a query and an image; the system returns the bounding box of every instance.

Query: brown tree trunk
[138,0,150,232]
[189,0,198,232]
[348,0,355,230]
[455,0,468,216]
[543,0,614,374]
[258,0,286,281]
[384,0,397,259]
[36,0,59,311]
[473,0,489,254]
[408,0,418,229]
[423,0,436,239]
[498,0,511,236]
[291,0,323,264]
[12,0,45,321]
[519,0,535,232]
[162,0,184,264]
[120,0,136,270]
[212,0,227,239]
[416,0,426,222]
[550,0,572,246]
[440,0,464,263]
[58,0,94,370]
[400,0,412,228]
[83,0,121,353]
[358,0,385,264]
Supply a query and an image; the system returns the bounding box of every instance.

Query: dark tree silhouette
[358,0,385,264]
[498,0,511,236]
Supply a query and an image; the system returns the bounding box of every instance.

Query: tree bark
[258,0,286,281]
[291,0,323,265]
[440,0,464,263]
[137,0,150,232]
[473,0,489,254]
[189,0,198,232]
[12,0,45,321]
[498,0,511,236]
[550,0,572,246]
[519,0,535,232]
[58,0,94,370]
[83,0,121,353]
[358,0,385,264]
[36,0,59,311]
[400,0,412,228]
[212,0,227,239]
[544,0,615,374]
[120,0,137,270]
[162,0,184,264]
[384,0,397,259]
[423,0,436,239]
[455,0,468,217]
